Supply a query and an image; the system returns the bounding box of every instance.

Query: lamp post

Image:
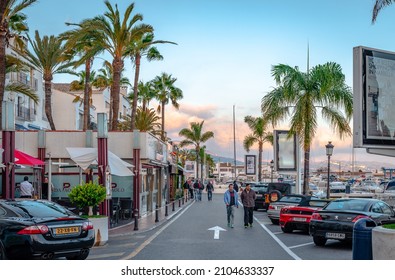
[325,141,334,199]
[270,160,274,183]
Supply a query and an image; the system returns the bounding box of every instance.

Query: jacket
[224,190,239,206]
[240,189,256,208]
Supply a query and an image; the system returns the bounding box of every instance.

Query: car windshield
[278,196,303,203]
[324,200,368,211]
[308,200,329,207]
[252,185,268,192]
[5,200,73,218]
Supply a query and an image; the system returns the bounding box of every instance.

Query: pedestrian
[233,180,239,192]
[223,183,239,228]
[183,179,191,203]
[193,180,201,201]
[206,180,214,201]
[41,177,54,200]
[189,181,194,200]
[240,183,256,228]
[20,176,34,198]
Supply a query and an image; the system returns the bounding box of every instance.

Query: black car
[252,183,291,211]
[309,198,395,246]
[0,199,95,260]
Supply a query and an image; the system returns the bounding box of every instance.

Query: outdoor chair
[120,198,132,220]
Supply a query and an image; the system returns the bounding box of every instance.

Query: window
[105,101,110,109]
[378,202,393,215]
[17,96,23,117]
[371,203,382,213]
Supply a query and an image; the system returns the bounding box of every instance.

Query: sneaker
[244,225,248,228]
[231,224,234,228]
[228,223,231,227]
[249,223,253,227]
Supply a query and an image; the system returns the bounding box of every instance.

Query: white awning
[66,147,134,177]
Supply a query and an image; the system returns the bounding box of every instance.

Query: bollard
[133,208,139,231]
[179,199,181,207]
[165,201,169,217]
[352,218,376,260]
[172,201,175,211]
[155,204,159,222]
[182,197,184,205]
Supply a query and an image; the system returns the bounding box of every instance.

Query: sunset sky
[24,0,395,166]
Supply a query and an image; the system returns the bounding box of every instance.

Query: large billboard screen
[353,46,395,149]
[274,130,297,171]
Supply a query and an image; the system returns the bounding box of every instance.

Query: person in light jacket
[224,184,239,228]
[240,183,256,228]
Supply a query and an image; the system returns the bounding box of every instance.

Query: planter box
[89,216,109,246]
[372,226,395,260]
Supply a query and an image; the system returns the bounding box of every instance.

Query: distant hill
[209,155,244,165]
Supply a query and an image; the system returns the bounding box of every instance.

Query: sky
[22,0,395,167]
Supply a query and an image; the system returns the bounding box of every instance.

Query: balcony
[16,106,35,121]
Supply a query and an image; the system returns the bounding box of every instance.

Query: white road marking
[123,201,195,260]
[208,226,226,239]
[289,242,314,249]
[89,252,125,259]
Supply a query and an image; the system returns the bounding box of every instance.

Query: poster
[245,155,256,175]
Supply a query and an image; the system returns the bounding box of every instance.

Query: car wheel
[281,224,293,233]
[66,249,90,260]
[313,236,327,246]
[270,218,279,225]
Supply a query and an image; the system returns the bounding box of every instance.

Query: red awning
[14,149,45,166]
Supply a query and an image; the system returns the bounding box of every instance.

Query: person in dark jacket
[206,181,214,201]
[233,180,239,192]
[240,183,256,228]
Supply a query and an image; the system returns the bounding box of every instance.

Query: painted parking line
[289,242,314,249]
[89,252,125,259]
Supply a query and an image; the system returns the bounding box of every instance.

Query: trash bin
[352,218,376,260]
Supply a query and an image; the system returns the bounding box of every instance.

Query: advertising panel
[245,155,256,175]
[274,130,297,171]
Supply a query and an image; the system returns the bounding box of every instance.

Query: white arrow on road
[208,226,227,240]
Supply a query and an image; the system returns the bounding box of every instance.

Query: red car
[279,199,330,233]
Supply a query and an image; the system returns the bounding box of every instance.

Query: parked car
[308,183,326,198]
[329,181,346,193]
[252,182,291,211]
[267,194,322,224]
[0,199,95,260]
[279,199,330,233]
[309,198,395,246]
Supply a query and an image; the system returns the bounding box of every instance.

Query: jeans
[226,205,235,225]
[197,189,202,201]
[207,190,213,201]
[244,207,254,226]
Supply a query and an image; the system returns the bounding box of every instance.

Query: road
[88,193,352,260]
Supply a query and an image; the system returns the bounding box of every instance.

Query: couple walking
[223,183,256,228]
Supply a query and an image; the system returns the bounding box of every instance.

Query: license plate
[293,217,306,222]
[256,194,262,198]
[55,227,79,235]
[325,232,345,239]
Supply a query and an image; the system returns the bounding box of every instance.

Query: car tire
[313,236,327,246]
[269,190,282,203]
[281,224,293,233]
[66,249,90,260]
[270,218,279,225]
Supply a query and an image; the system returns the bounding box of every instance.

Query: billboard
[353,46,395,149]
[274,130,297,171]
[245,155,256,175]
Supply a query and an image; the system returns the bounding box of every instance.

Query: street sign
[208,226,226,239]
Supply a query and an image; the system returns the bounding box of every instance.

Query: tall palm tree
[22,30,75,130]
[5,54,38,103]
[243,116,273,182]
[0,0,37,122]
[372,0,395,23]
[153,72,183,140]
[128,32,176,130]
[78,1,152,130]
[179,121,214,180]
[118,107,161,134]
[178,148,194,168]
[261,63,353,194]
[128,81,156,111]
[61,20,103,131]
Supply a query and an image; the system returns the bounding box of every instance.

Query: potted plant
[68,181,108,246]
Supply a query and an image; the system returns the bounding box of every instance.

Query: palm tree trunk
[111,57,123,131]
[44,78,56,130]
[131,53,141,131]
[195,147,199,180]
[303,146,310,195]
[83,59,91,131]
[258,142,263,182]
[161,100,166,140]
[0,31,6,124]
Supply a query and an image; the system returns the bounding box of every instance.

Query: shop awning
[66,147,134,177]
[14,149,45,166]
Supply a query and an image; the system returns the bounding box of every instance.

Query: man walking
[183,179,191,203]
[224,183,239,228]
[240,183,256,228]
[20,176,34,198]
[206,180,214,201]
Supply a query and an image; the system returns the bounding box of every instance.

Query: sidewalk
[109,198,193,237]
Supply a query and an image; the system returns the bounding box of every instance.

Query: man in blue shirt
[224,183,239,228]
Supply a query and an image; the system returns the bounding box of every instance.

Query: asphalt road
[88,193,353,260]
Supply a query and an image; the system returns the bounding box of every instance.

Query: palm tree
[243,116,273,182]
[0,0,37,122]
[372,0,395,23]
[128,81,156,111]
[261,63,353,194]
[117,107,161,134]
[22,30,75,130]
[177,148,194,168]
[78,1,152,130]
[179,121,214,180]
[5,54,38,103]
[153,72,183,140]
[128,32,176,130]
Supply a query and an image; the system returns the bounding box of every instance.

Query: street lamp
[325,141,334,199]
[270,160,274,183]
